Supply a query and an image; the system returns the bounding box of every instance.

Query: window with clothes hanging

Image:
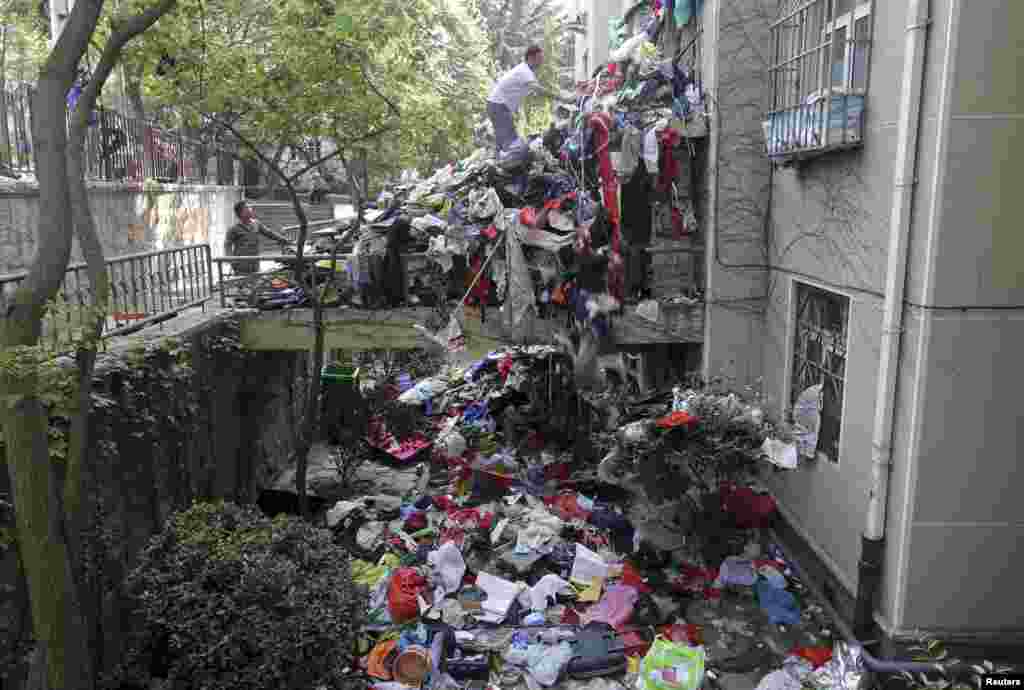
[790,282,849,463]
[764,0,872,161]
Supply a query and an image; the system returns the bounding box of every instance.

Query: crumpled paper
[427,541,466,601]
[755,656,813,690]
[810,642,867,690]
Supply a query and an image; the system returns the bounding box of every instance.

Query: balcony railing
[0,84,239,185]
[0,244,215,348]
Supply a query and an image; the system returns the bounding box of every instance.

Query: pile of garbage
[325,349,865,690]
[321,1,718,343]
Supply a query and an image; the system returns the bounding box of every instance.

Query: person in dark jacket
[224,200,291,275]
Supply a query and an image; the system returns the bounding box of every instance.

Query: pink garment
[581,584,639,630]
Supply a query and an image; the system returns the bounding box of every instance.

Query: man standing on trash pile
[225,200,293,275]
[486,45,574,153]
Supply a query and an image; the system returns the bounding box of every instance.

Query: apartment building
[578,0,1024,644]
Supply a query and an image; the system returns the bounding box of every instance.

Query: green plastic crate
[321,364,360,384]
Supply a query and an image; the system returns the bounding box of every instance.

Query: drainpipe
[770,532,974,676]
[700,0,721,380]
[857,0,931,637]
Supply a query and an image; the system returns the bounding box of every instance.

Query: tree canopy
[120,0,494,177]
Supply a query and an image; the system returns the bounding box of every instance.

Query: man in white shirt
[487,45,571,152]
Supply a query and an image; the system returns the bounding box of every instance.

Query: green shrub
[111,500,365,690]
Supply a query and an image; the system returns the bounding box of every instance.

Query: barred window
[764,0,872,161]
[790,282,849,463]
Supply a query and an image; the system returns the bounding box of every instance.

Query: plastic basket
[322,364,360,384]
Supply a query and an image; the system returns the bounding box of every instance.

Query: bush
[110,501,365,690]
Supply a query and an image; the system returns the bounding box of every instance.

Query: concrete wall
[890,0,1024,639]
[757,0,919,631]
[0,315,310,684]
[753,0,1024,640]
[701,0,772,388]
[0,181,243,275]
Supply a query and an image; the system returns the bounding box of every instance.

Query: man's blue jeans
[487,101,518,152]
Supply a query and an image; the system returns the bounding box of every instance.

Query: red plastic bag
[387,568,426,624]
[520,207,539,227]
[792,646,833,668]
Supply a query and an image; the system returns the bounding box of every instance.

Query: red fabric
[657,129,681,193]
[545,493,592,521]
[720,482,778,528]
[404,513,427,532]
[482,224,498,240]
[657,623,703,646]
[671,207,687,239]
[620,631,651,658]
[468,254,491,304]
[670,564,718,595]
[544,462,571,481]
[620,562,653,593]
[520,207,540,227]
[387,568,426,623]
[498,354,514,380]
[588,112,625,302]
[792,647,834,668]
[655,411,699,429]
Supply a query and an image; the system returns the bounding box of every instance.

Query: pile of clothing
[323,351,859,690]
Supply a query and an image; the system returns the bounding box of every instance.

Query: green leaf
[335,13,353,33]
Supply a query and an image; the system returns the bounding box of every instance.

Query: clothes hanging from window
[657,129,682,193]
[588,112,624,303]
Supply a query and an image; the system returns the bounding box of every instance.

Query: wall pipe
[768,530,979,676]
[857,0,932,637]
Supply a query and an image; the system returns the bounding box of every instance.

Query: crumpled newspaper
[810,642,867,690]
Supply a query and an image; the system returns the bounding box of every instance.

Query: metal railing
[0,84,240,185]
[0,244,215,346]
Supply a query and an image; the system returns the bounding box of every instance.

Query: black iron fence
[0,84,239,185]
[0,244,215,346]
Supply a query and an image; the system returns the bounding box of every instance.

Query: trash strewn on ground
[320,344,856,690]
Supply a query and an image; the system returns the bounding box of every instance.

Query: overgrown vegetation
[108,500,364,690]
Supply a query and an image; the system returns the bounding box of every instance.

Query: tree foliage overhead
[122,0,494,172]
[472,0,565,70]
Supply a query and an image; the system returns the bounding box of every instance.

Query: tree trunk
[126,64,146,119]
[0,2,176,687]
[1,27,99,690]
[282,179,319,518]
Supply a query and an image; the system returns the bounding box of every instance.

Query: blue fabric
[755,579,801,625]
[589,508,634,540]
[462,401,490,424]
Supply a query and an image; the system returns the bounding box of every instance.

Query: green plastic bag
[638,637,705,690]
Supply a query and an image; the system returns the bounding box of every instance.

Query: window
[790,282,849,463]
[764,0,872,160]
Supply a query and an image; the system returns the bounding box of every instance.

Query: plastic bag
[387,567,427,624]
[638,638,705,690]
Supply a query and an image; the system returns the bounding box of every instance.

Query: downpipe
[769,532,971,678]
[857,0,931,638]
